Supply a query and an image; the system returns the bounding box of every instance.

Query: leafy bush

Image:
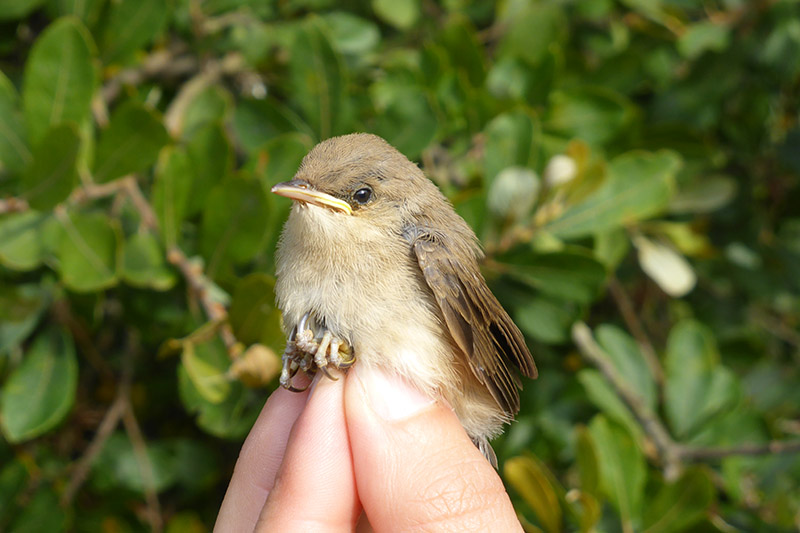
[1,0,799,531]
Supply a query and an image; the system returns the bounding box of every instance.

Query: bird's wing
[407,227,537,415]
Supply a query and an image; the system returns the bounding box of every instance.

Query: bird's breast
[275,205,457,387]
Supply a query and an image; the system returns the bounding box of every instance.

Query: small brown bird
[272,133,537,465]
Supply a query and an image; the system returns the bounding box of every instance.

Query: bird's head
[271,133,435,227]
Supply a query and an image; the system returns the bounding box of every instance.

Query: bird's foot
[280,312,355,392]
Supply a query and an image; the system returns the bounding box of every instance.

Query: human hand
[214,364,523,532]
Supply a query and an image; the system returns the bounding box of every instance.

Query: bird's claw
[280,312,355,392]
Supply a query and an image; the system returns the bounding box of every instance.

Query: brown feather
[408,227,537,416]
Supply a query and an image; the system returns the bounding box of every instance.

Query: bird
[271,133,537,466]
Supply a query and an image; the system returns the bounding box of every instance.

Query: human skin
[214,363,523,532]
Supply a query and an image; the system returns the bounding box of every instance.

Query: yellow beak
[271,180,353,215]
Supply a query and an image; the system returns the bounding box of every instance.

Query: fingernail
[355,364,435,421]
[308,368,343,397]
[307,371,324,396]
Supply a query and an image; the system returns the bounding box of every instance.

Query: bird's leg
[279,324,317,392]
[290,312,355,383]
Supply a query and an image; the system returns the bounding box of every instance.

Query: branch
[572,322,800,479]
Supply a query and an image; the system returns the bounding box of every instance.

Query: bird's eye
[353,187,373,205]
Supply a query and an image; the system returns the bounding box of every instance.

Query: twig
[572,322,800,479]
[677,440,800,461]
[749,307,800,349]
[121,177,159,231]
[572,322,682,478]
[61,329,136,505]
[67,176,159,232]
[122,401,163,533]
[0,197,30,214]
[61,393,127,505]
[101,42,196,104]
[163,52,245,137]
[607,276,664,386]
[166,246,239,356]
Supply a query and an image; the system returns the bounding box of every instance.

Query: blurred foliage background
[0,0,799,531]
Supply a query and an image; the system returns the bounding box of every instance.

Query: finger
[257,372,360,532]
[345,364,522,533]
[215,383,310,533]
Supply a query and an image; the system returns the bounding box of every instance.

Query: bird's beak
[271,179,353,215]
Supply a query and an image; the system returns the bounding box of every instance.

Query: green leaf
[497,2,566,65]
[91,433,211,495]
[321,12,380,55]
[504,456,563,533]
[483,110,540,185]
[0,328,77,443]
[588,415,646,529]
[8,485,66,532]
[229,273,283,348]
[200,176,270,276]
[248,132,314,188]
[181,86,232,141]
[437,16,487,87]
[545,150,680,239]
[121,232,176,291]
[93,102,170,183]
[99,0,169,64]
[643,467,715,533]
[575,425,600,497]
[545,88,635,147]
[593,228,630,270]
[577,369,643,443]
[499,250,606,304]
[664,320,740,439]
[669,175,737,214]
[596,324,656,410]
[373,86,437,160]
[0,283,48,356]
[372,0,419,30]
[185,124,233,216]
[21,124,80,209]
[178,341,261,439]
[677,22,731,60]
[180,341,230,405]
[54,210,120,292]
[0,71,31,173]
[48,0,105,26]
[0,459,28,519]
[619,0,664,21]
[514,296,575,344]
[152,146,192,247]
[22,16,97,145]
[0,211,48,271]
[0,0,45,20]
[232,99,312,154]
[288,16,349,140]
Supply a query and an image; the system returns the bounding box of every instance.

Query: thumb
[344,364,522,532]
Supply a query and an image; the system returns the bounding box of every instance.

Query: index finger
[215,385,309,532]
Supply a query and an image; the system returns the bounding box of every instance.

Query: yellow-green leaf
[504,456,563,533]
